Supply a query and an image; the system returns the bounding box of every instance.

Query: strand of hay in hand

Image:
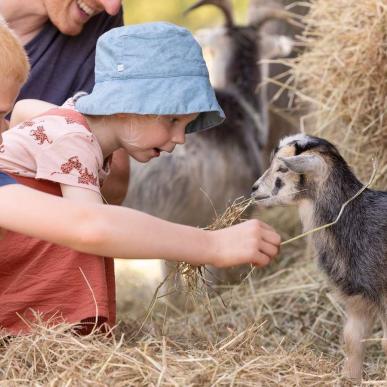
[136,197,255,335]
[176,196,255,291]
[288,0,387,189]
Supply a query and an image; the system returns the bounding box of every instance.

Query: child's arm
[10,99,57,127]
[0,184,280,267]
[60,184,104,204]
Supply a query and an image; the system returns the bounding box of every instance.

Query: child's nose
[172,127,186,145]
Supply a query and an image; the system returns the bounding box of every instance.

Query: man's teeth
[76,0,96,16]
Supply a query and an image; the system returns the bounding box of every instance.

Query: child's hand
[209,220,281,268]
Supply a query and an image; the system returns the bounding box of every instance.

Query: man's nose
[98,0,122,15]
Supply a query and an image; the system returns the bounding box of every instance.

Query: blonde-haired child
[0,22,281,334]
[0,16,30,133]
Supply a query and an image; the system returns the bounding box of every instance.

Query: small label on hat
[117,64,125,72]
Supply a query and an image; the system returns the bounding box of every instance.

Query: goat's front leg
[342,296,376,381]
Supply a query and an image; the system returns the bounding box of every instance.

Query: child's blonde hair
[0,15,30,84]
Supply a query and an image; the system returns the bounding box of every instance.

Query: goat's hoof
[343,362,362,384]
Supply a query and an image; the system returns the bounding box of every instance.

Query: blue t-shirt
[0,172,17,187]
[17,9,124,106]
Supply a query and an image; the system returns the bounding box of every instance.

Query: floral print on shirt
[30,126,53,145]
[54,156,99,187]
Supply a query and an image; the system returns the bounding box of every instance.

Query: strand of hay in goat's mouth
[288,0,387,189]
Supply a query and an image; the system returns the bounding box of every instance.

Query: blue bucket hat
[75,22,225,133]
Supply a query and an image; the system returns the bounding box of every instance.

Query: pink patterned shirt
[0,99,110,193]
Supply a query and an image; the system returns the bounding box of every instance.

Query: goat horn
[183,0,234,28]
[250,7,303,30]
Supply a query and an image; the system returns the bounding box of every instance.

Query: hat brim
[75,76,225,133]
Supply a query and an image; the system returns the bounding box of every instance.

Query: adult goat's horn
[183,0,234,28]
[249,7,302,30]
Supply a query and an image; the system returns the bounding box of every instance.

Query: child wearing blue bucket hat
[0,22,281,334]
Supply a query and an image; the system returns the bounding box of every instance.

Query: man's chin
[56,23,84,36]
[53,14,86,35]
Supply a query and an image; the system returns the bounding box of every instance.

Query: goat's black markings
[272,177,284,196]
[294,138,322,155]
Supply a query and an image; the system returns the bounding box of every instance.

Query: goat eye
[277,166,289,173]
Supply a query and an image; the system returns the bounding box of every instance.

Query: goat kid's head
[251,134,343,207]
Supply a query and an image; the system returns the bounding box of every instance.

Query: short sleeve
[35,132,103,193]
[0,172,17,187]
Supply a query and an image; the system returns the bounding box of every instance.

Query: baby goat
[252,134,387,381]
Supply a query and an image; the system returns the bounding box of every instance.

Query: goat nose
[251,182,259,192]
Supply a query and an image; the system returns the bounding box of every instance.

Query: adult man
[0,0,129,204]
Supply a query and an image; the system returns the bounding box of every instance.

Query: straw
[289,0,387,189]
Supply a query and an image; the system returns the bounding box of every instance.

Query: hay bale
[291,0,387,188]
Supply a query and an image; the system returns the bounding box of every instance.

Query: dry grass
[289,0,387,189]
[1,250,386,385]
[174,197,255,291]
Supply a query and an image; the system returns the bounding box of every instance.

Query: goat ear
[278,155,324,174]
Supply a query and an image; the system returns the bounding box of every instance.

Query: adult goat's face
[251,134,330,206]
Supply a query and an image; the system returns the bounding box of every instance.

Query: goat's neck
[298,199,315,232]
[228,28,260,102]
[302,166,363,229]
